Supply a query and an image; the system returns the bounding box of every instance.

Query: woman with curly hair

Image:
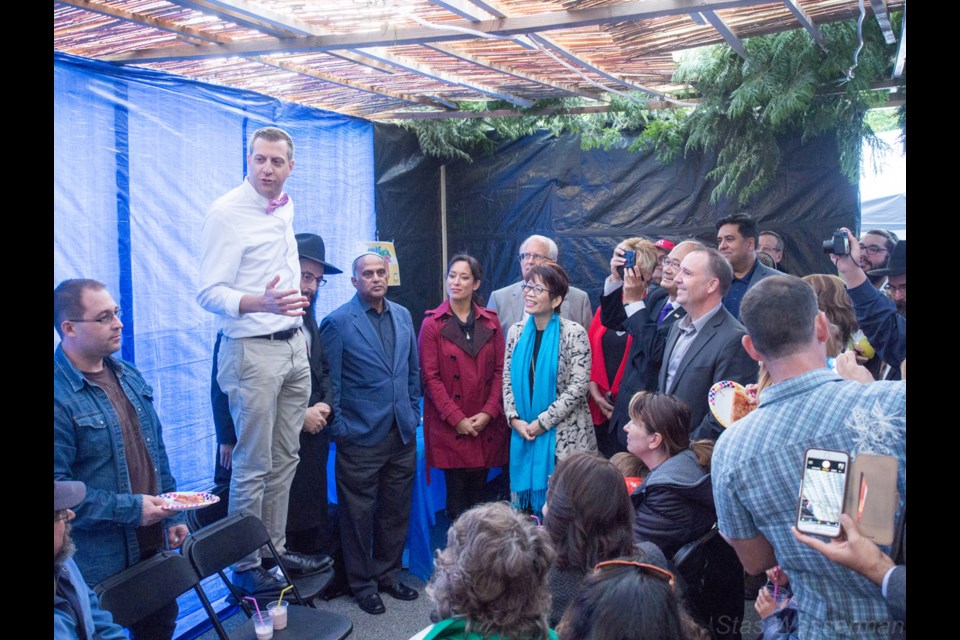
[412,502,557,640]
[543,452,667,626]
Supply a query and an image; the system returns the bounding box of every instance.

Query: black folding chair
[94,551,200,631]
[182,512,352,640]
[672,523,744,640]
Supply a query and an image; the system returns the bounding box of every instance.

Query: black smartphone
[617,250,637,280]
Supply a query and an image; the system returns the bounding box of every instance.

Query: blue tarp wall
[54,51,375,633]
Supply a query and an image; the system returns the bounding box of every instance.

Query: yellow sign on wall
[362,241,401,286]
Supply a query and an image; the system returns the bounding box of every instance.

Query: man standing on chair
[54,279,188,640]
[198,126,328,598]
[320,252,422,615]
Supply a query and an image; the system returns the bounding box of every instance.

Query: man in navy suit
[320,252,422,615]
[659,247,757,440]
[716,213,778,319]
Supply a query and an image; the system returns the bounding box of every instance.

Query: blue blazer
[320,293,421,447]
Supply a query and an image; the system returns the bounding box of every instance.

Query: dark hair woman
[419,254,510,520]
[543,452,667,627]
[503,262,597,517]
[556,559,710,640]
[624,391,744,640]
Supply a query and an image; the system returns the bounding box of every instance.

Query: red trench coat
[418,301,509,470]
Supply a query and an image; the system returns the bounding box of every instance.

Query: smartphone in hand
[796,448,850,538]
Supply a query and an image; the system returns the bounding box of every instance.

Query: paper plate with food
[158,491,220,510]
[708,381,757,428]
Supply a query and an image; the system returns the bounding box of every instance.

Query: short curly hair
[426,502,556,639]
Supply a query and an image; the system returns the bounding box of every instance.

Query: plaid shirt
[713,369,906,639]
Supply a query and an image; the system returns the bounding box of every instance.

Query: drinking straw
[244,596,263,623]
[277,585,293,608]
[529,514,541,527]
[772,567,780,602]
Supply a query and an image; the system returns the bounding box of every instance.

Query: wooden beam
[701,10,746,58]
[868,0,897,44]
[370,101,698,120]
[166,0,296,38]
[428,0,502,21]
[423,43,606,101]
[892,6,905,79]
[105,0,770,63]
[58,0,229,45]
[251,56,451,110]
[689,12,707,25]
[781,0,827,51]
[526,33,674,101]
[348,47,534,107]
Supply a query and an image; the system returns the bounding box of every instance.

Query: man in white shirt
[197,126,322,597]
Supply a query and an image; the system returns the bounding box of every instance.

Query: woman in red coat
[419,254,510,521]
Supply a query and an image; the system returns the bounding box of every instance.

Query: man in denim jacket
[54,279,187,640]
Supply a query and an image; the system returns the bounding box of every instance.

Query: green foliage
[399,13,903,204]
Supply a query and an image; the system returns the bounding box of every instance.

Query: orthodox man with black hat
[211,233,344,562]
[54,480,127,640]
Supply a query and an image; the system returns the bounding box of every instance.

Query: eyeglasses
[660,257,682,269]
[593,560,676,592]
[69,309,121,325]
[521,283,552,296]
[884,283,906,295]
[519,252,548,262]
[859,244,887,256]
[301,273,327,287]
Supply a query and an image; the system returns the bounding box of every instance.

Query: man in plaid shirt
[713,275,905,639]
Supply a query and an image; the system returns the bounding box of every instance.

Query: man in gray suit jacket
[489,234,592,333]
[717,213,779,319]
[659,247,757,440]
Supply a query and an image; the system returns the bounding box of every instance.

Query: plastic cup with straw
[269,586,293,630]
[245,596,273,640]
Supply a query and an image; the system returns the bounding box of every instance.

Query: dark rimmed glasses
[593,560,676,592]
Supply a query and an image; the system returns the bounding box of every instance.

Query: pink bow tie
[265,193,289,215]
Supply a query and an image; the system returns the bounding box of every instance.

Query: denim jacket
[53,345,183,585]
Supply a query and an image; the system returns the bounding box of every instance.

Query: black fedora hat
[867,239,906,277]
[295,233,343,275]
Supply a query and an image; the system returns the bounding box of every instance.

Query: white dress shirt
[197,178,302,338]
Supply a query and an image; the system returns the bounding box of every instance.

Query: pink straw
[244,596,264,624]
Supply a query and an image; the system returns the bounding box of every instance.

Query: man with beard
[858,229,899,291]
[211,233,341,563]
[835,230,906,379]
[55,481,127,639]
[600,240,703,453]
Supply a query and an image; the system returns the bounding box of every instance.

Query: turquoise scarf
[509,313,559,516]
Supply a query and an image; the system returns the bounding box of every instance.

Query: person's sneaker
[231,565,288,598]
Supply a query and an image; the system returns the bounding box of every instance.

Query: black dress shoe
[356,592,386,615]
[275,551,334,576]
[379,581,419,601]
[231,566,288,598]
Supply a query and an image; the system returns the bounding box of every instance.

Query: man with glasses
[198,126,326,598]
[488,234,592,333]
[54,279,187,639]
[210,233,341,570]
[758,231,786,272]
[600,240,703,452]
[859,229,899,291]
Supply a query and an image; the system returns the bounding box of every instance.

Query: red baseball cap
[654,239,675,252]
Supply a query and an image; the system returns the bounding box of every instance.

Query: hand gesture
[260,275,308,316]
[304,403,329,434]
[167,524,189,550]
[622,265,648,304]
[468,412,492,434]
[609,245,628,282]
[455,418,478,437]
[835,351,874,384]
[791,514,894,585]
[219,444,234,469]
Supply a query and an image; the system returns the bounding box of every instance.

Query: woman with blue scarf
[503,262,597,517]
